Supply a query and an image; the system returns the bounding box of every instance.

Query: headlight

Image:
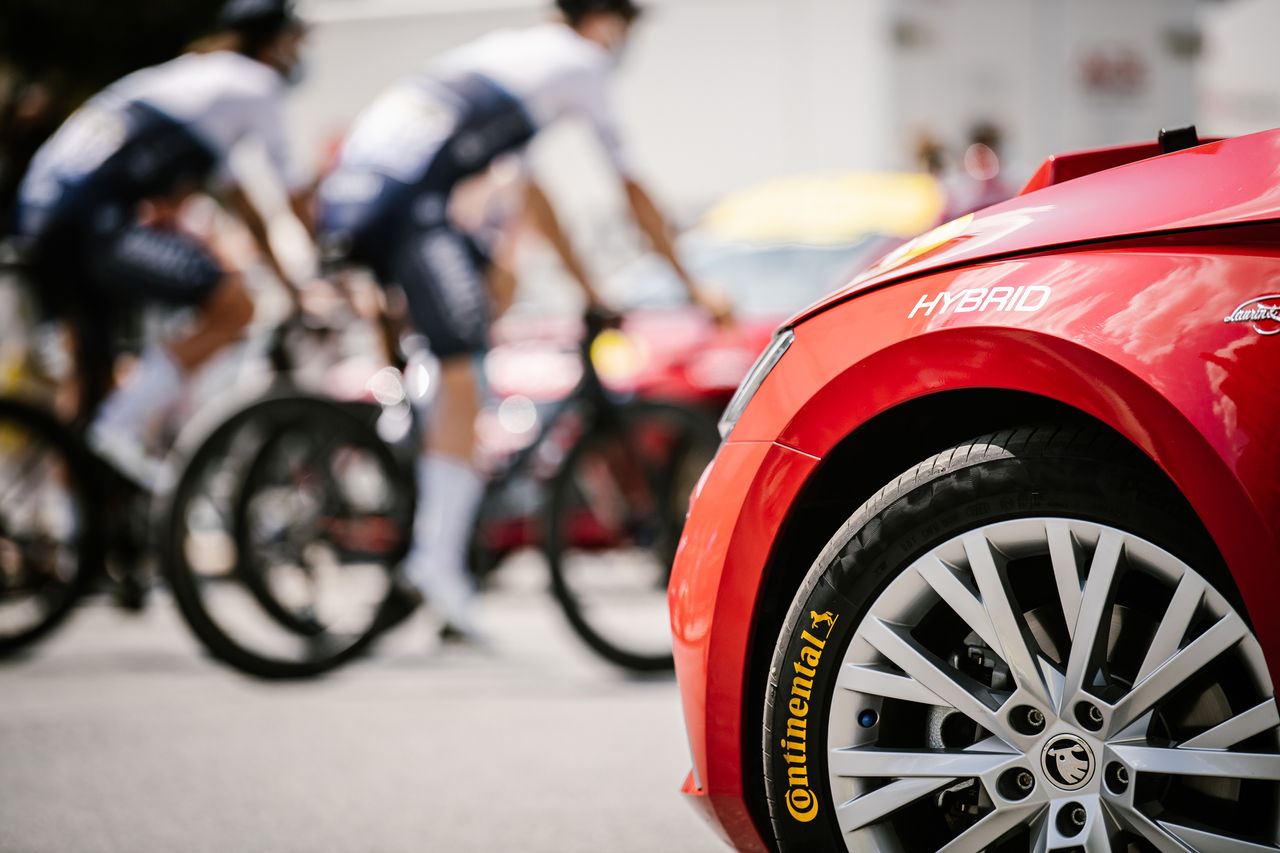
[718,329,793,439]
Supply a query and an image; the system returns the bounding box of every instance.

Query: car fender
[748,246,1280,655]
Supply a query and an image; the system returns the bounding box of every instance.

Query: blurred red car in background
[473,172,944,559]
[670,129,1280,851]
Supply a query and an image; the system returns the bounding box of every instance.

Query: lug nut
[1056,802,1087,836]
[1075,701,1104,731]
[1011,704,1047,735]
[858,709,878,728]
[1105,762,1130,794]
[997,767,1036,801]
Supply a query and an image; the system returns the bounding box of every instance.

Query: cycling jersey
[318,22,629,359]
[331,22,628,190]
[17,50,297,238]
[15,50,298,314]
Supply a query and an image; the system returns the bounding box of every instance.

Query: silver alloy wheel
[828,517,1280,851]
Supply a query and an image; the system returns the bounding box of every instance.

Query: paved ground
[0,559,729,853]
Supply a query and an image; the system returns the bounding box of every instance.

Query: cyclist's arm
[287,182,317,237]
[579,74,730,322]
[522,180,605,309]
[622,178,730,322]
[258,95,318,238]
[223,182,302,305]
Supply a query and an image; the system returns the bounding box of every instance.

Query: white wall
[289,0,890,228]
[1198,0,1280,136]
[889,0,1199,177]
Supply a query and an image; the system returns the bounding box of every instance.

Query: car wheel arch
[734,384,1251,846]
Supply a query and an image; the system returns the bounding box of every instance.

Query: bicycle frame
[467,313,636,560]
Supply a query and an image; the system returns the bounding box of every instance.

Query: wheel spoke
[1046,520,1082,641]
[861,617,1006,738]
[963,532,1052,707]
[935,801,1042,853]
[828,745,1016,779]
[1180,700,1280,750]
[1085,799,1123,852]
[1110,612,1249,732]
[1108,743,1280,780]
[1134,570,1205,684]
[1031,814,1050,853]
[837,662,949,706]
[1109,806,1194,853]
[914,555,1003,665]
[1061,529,1124,710]
[834,777,954,833]
[1161,822,1280,852]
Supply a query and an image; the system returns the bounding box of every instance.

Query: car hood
[788,127,1280,327]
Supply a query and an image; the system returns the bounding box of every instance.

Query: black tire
[0,397,102,656]
[164,395,414,679]
[545,400,719,672]
[762,425,1259,852]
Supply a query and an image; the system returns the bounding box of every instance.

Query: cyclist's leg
[390,218,492,637]
[85,215,249,481]
[166,273,254,371]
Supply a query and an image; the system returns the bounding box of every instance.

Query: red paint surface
[672,232,1280,845]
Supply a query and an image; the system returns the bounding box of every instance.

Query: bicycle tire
[163,394,414,679]
[544,400,719,672]
[0,397,103,656]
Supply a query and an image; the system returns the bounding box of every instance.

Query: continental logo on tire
[780,610,838,823]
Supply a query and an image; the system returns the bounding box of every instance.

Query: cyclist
[11,0,311,483]
[317,0,728,640]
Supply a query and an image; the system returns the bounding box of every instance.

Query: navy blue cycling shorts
[318,74,535,361]
[32,203,223,315]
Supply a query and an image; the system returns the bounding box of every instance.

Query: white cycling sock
[404,453,485,631]
[91,344,184,437]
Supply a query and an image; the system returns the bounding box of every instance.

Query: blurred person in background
[913,130,956,224]
[0,74,64,220]
[954,120,1014,216]
[317,0,729,640]
[11,0,312,483]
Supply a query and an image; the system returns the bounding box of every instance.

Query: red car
[670,128,1280,852]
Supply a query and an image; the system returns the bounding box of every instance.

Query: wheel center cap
[1041,734,1095,791]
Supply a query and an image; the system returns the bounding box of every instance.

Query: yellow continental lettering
[791,676,813,701]
[785,715,807,740]
[786,788,819,822]
[788,697,808,718]
[787,765,809,788]
[800,646,822,668]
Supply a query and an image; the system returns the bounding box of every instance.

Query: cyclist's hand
[296,277,343,319]
[691,287,734,327]
[583,301,623,336]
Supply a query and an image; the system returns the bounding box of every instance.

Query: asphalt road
[0,558,728,853]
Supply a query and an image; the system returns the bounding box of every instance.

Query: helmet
[556,0,643,26]
[218,0,302,36]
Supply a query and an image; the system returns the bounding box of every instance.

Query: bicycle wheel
[163,395,415,679]
[545,400,720,672]
[0,398,102,656]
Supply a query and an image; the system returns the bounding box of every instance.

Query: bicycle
[167,305,720,673]
[0,245,409,674]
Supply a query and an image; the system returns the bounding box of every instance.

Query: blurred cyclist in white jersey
[13,0,312,484]
[317,0,729,640]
